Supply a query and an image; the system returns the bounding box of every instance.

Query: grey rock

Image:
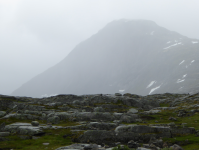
[0,122,5,131]
[88,122,117,130]
[4,122,44,136]
[31,121,39,126]
[115,93,122,96]
[84,144,99,150]
[170,144,184,150]
[0,111,6,117]
[170,127,196,136]
[94,107,104,112]
[127,108,138,114]
[0,132,10,137]
[120,114,138,123]
[47,116,60,124]
[127,140,139,148]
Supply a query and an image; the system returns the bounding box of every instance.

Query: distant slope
[12,19,199,97]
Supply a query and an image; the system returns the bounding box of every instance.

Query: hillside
[12,19,199,97]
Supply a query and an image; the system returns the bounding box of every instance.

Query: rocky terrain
[1,93,199,149]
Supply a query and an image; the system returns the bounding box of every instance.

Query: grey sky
[0,0,199,95]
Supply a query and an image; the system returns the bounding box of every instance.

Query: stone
[4,123,44,136]
[83,144,98,150]
[31,121,39,126]
[127,108,138,114]
[0,111,6,117]
[0,132,10,137]
[127,140,139,148]
[47,116,60,124]
[0,122,5,132]
[115,93,122,96]
[43,143,49,145]
[169,117,177,121]
[94,107,104,112]
[170,144,184,150]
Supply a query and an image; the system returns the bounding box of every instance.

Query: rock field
[1,93,199,150]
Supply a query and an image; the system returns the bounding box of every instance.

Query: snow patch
[182,74,187,78]
[41,94,58,98]
[146,81,156,88]
[150,31,154,35]
[192,41,198,44]
[167,41,171,44]
[119,90,125,93]
[164,42,182,49]
[149,85,161,95]
[179,60,185,65]
[177,79,185,83]
[190,60,195,65]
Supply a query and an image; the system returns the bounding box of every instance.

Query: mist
[1,0,199,95]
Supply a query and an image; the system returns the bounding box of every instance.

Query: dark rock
[127,140,139,148]
[31,121,39,126]
[0,122,5,132]
[171,144,184,150]
[47,116,60,124]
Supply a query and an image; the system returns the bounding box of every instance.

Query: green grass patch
[0,129,73,150]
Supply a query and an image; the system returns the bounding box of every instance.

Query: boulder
[170,144,184,150]
[127,108,138,114]
[0,122,5,132]
[0,111,6,117]
[47,116,60,124]
[31,121,39,126]
[0,132,10,137]
[94,107,104,112]
[78,130,115,144]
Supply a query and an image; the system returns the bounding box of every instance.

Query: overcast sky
[0,0,199,95]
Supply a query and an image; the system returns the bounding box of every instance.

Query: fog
[1,0,199,95]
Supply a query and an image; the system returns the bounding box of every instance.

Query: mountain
[12,19,199,97]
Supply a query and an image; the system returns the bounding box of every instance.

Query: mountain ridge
[12,19,199,97]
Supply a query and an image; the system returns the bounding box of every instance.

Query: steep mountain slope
[12,19,199,97]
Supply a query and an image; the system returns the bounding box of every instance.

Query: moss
[159,103,170,107]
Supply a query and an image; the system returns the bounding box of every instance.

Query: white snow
[179,86,184,90]
[177,79,185,83]
[182,74,187,78]
[186,65,188,68]
[192,41,198,44]
[146,81,156,88]
[119,90,125,93]
[179,60,185,65]
[167,41,171,44]
[175,40,178,42]
[164,42,182,49]
[150,31,154,35]
[190,60,195,64]
[149,85,161,95]
[41,94,58,98]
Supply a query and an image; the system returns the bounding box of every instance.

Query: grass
[0,128,73,150]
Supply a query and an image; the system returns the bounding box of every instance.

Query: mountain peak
[12,20,199,97]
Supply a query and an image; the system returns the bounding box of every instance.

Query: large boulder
[78,130,116,144]
[47,116,60,124]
